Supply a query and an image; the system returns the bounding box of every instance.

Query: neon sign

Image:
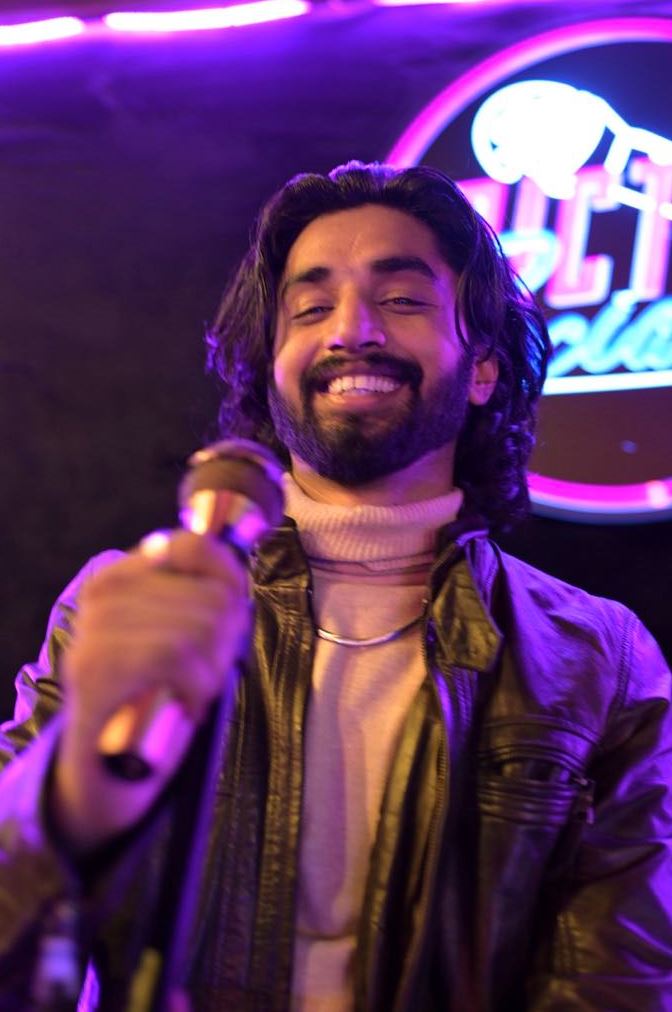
[388,18,672,522]
[463,80,672,401]
[470,80,672,199]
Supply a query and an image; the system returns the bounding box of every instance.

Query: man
[1,161,671,1010]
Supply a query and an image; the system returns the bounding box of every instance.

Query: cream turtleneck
[283,472,463,570]
[283,473,461,1011]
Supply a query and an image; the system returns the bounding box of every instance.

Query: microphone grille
[178,439,285,531]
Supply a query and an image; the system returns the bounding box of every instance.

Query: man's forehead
[280,203,446,278]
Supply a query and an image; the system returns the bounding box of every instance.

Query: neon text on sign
[463,80,672,397]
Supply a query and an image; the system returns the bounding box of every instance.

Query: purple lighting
[104,1,310,33]
[376,0,556,6]
[0,16,84,46]
[376,0,482,5]
[531,475,672,520]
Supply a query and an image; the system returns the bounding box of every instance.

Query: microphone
[96,439,285,781]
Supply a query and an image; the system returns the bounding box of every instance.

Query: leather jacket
[0,519,671,1010]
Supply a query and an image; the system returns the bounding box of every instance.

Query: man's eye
[384,296,425,308]
[293,305,330,320]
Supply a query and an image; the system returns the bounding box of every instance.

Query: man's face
[270,203,489,486]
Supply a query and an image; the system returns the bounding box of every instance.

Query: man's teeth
[326,375,402,395]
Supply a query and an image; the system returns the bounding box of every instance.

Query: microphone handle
[96,439,285,782]
[93,431,285,777]
[97,687,193,782]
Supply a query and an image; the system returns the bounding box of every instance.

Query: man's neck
[288,444,457,507]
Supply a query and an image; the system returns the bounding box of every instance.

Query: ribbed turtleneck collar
[282,472,463,566]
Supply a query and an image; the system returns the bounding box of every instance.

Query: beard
[268,351,472,486]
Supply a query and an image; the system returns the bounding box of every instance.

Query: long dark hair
[206,161,551,532]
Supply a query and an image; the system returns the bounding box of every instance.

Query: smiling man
[1,162,672,1011]
[267,204,496,497]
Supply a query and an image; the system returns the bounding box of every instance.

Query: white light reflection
[104,1,310,33]
[0,16,84,46]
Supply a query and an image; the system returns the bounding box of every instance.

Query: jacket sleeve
[529,612,672,1011]
[0,551,168,1008]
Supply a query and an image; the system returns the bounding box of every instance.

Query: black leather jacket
[1,520,671,1010]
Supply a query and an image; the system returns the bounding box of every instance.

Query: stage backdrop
[1,0,671,717]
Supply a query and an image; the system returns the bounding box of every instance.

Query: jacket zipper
[393,613,451,1011]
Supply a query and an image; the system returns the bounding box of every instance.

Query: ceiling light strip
[0,16,85,46]
[104,1,310,32]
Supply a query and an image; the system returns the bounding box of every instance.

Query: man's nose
[327,298,385,352]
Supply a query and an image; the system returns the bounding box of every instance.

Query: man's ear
[468,354,499,406]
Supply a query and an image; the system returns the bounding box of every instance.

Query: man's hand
[51,530,251,852]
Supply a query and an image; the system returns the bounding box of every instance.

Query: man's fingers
[65,529,252,732]
[139,528,248,585]
[85,528,245,582]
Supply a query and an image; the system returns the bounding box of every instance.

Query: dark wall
[2,0,671,717]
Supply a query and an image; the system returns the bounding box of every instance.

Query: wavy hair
[206,161,551,532]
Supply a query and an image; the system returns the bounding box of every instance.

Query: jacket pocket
[476,747,594,892]
[477,717,596,828]
[478,756,594,828]
[469,721,596,1002]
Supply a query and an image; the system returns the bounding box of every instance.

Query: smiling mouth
[325,374,403,396]
[304,353,420,403]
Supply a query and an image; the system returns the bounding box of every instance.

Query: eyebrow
[371,256,439,281]
[280,255,439,298]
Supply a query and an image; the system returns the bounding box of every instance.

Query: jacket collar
[252,518,312,590]
[253,515,502,672]
[423,517,502,673]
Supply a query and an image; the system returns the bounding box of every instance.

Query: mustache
[300,352,423,396]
